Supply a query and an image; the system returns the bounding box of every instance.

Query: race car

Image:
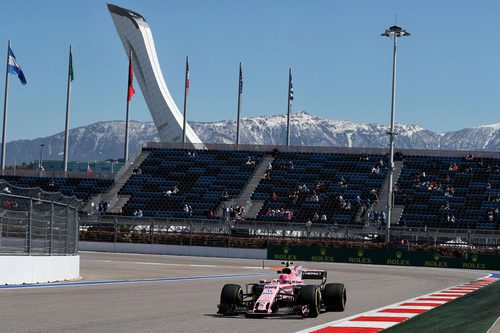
[217,262,346,317]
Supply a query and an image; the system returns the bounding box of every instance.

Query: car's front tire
[297,285,320,318]
[218,284,243,315]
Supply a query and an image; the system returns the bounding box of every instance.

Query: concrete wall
[0,255,80,285]
[79,242,266,259]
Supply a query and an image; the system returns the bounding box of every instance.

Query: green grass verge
[383,280,500,333]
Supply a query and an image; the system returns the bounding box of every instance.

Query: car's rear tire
[218,284,243,315]
[323,283,346,312]
[297,285,320,318]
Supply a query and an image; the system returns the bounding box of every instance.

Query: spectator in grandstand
[49,179,55,187]
[221,191,229,201]
[380,211,386,226]
[315,181,325,193]
[313,212,320,221]
[368,210,375,225]
[339,177,348,188]
[306,191,319,202]
[246,156,256,165]
[360,153,369,161]
[465,152,474,160]
[371,165,380,174]
[449,163,459,171]
[320,214,327,222]
[446,212,455,223]
[394,151,404,161]
[272,192,278,201]
[487,209,495,222]
[271,147,279,158]
[267,162,273,170]
[305,219,312,236]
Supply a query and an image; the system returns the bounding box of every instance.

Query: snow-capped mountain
[5,111,499,165]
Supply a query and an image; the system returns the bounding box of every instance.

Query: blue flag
[8,47,27,85]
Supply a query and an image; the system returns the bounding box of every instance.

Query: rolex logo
[357,249,364,257]
[433,253,440,261]
[472,255,478,263]
[320,248,327,256]
[283,247,289,254]
[396,251,402,259]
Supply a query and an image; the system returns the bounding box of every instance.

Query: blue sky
[1,0,499,141]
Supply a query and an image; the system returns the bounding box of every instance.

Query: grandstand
[2,144,499,236]
[2,143,500,252]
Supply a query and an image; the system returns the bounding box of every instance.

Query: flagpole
[124,50,132,163]
[182,56,188,146]
[1,40,11,170]
[236,62,242,146]
[286,68,292,147]
[63,45,72,173]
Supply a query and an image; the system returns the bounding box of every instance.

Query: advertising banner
[267,245,500,270]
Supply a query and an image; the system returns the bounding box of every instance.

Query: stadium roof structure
[108,4,203,145]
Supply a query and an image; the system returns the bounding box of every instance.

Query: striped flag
[68,48,74,82]
[7,47,27,85]
[127,52,135,101]
[239,63,243,94]
[185,56,190,92]
[288,69,294,104]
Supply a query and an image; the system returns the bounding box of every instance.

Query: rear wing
[302,270,327,284]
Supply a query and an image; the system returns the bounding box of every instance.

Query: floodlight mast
[381,26,410,245]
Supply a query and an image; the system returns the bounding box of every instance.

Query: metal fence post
[75,209,79,254]
[65,205,70,254]
[27,198,33,254]
[189,220,193,247]
[49,201,54,255]
[114,218,118,244]
[150,219,154,244]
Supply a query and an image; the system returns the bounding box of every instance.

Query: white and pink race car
[217,262,346,317]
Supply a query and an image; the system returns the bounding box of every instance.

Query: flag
[185,56,190,92]
[288,69,294,104]
[127,53,135,101]
[239,63,243,94]
[87,163,92,175]
[68,48,74,82]
[7,47,27,85]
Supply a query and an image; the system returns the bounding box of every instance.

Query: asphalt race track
[0,252,495,333]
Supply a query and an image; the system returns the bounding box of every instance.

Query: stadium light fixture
[381,25,410,245]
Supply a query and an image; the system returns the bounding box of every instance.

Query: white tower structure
[108,4,203,145]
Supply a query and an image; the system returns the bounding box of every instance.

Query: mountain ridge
[6,111,499,165]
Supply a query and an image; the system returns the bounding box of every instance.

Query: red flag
[87,163,92,176]
[127,53,135,101]
[185,56,190,92]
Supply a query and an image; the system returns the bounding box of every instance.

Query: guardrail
[79,215,500,251]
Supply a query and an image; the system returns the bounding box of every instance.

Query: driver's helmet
[279,274,291,284]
